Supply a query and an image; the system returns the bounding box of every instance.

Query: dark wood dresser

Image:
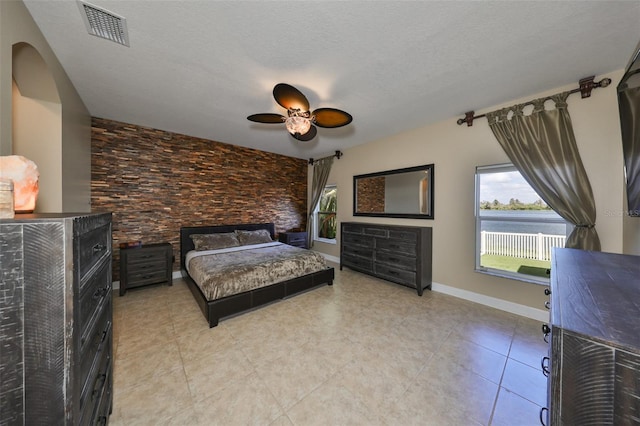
[0,213,113,425]
[340,222,432,295]
[543,248,640,425]
[278,231,308,248]
[119,242,173,296]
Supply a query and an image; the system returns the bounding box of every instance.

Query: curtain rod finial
[457,111,475,126]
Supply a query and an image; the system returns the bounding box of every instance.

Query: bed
[180,222,334,327]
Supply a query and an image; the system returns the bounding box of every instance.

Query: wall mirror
[353,164,434,219]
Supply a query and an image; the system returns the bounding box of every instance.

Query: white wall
[0,0,91,212]
[313,70,632,311]
[12,78,62,212]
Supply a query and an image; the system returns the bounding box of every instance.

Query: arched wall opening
[12,42,62,213]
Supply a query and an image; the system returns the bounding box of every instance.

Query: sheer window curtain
[306,156,334,248]
[486,92,601,251]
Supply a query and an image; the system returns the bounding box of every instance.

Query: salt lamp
[0,155,39,213]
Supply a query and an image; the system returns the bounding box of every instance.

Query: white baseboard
[113,266,547,322]
[318,253,340,264]
[431,281,549,322]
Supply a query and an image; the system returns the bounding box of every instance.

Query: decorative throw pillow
[236,229,273,245]
[190,232,240,251]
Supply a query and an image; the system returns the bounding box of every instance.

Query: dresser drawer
[375,263,416,287]
[343,245,374,259]
[388,229,418,242]
[342,224,364,234]
[79,302,111,401]
[78,260,111,339]
[92,372,112,426]
[342,253,374,272]
[77,223,112,289]
[343,233,374,248]
[375,251,416,271]
[80,346,111,426]
[376,238,416,255]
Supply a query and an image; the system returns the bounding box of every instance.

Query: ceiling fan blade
[292,125,317,142]
[247,113,285,123]
[273,83,310,111]
[312,108,353,128]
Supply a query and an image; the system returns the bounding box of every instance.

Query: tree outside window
[316,186,337,240]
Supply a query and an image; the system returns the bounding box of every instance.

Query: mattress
[185,242,328,301]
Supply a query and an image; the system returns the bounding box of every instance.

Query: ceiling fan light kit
[248,83,352,142]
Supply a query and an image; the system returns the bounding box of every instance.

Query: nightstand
[119,243,173,296]
[278,231,308,249]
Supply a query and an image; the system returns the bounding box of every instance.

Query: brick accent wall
[91,117,308,280]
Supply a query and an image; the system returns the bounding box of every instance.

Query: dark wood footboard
[180,223,334,328]
[182,267,334,327]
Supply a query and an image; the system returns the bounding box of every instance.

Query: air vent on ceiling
[78,1,129,47]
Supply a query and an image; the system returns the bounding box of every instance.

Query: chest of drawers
[543,248,640,425]
[0,213,113,425]
[119,242,173,296]
[340,222,432,295]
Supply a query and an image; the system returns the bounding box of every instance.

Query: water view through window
[476,165,567,282]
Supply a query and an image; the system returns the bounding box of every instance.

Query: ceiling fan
[247,83,353,142]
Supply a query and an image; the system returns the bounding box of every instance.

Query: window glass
[476,164,568,283]
[316,185,337,242]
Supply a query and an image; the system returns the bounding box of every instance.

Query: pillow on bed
[190,232,240,251]
[236,229,273,245]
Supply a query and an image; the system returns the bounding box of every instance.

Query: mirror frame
[353,163,434,219]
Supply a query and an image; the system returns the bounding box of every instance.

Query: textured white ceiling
[23,0,640,159]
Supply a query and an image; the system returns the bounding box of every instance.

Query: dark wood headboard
[179,222,276,271]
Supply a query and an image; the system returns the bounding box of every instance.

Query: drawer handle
[539,407,548,426]
[541,356,550,377]
[544,301,550,310]
[386,270,399,276]
[93,286,110,300]
[100,321,111,344]
[542,323,550,343]
[92,373,107,400]
[93,244,107,254]
[544,288,551,296]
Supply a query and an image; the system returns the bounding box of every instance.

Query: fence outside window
[480,231,566,262]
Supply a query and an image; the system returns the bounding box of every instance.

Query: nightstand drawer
[127,269,169,287]
[128,259,167,274]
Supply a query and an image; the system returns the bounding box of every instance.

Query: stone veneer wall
[91,117,308,280]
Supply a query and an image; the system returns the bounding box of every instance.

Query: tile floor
[110,263,548,426]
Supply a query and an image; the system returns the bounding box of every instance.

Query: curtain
[486,92,600,251]
[307,156,334,248]
[618,86,640,214]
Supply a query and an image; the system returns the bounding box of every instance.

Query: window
[314,185,337,243]
[475,164,569,284]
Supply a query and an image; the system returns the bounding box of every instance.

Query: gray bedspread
[186,242,328,301]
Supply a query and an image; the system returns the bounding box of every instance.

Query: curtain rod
[456,76,611,127]
[309,150,343,165]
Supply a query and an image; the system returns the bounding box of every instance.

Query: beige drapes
[618,86,640,214]
[486,92,600,251]
[307,155,334,248]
